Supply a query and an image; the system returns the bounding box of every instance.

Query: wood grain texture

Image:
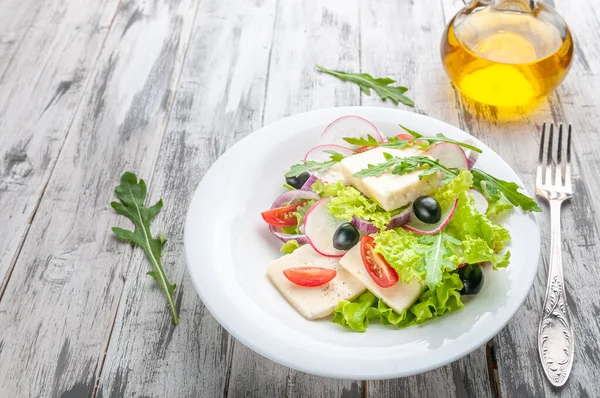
[0,0,198,396]
[226,1,364,396]
[0,0,118,294]
[360,0,492,396]
[96,0,277,396]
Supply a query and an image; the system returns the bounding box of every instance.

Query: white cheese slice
[267,244,366,320]
[339,245,424,313]
[340,147,438,212]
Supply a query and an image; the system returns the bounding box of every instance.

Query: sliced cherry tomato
[355,145,373,153]
[457,262,468,269]
[283,267,337,287]
[261,202,303,227]
[396,133,415,140]
[360,236,399,288]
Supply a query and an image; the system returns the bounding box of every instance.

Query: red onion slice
[271,189,319,208]
[300,174,319,190]
[269,226,310,244]
[351,207,413,234]
[268,190,318,244]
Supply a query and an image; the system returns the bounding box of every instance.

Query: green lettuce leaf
[280,240,301,254]
[332,290,380,332]
[311,180,346,197]
[316,183,400,231]
[333,272,464,332]
[434,169,511,265]
[373,229,423,283]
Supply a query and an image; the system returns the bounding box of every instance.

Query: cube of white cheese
[339,245,424,314]
[267,244,366,320]
[340,147,438,211]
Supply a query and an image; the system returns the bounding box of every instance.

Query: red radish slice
[304,144,354,162]
[351,207,413,234]
[303,198,347,257]
[304,144,353,183]
[427,142,468,169]
[403,198,459,235]
[269,226,310,244]
[463,138,480,170]
[469,189,488,214]
[300,174,319,190]
[271,190,319,208]
[320,115,384,149]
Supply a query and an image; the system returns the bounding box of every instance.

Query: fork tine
[544,123,554,186]
[555,123,563,186]
[565,124,572,188]
[536,123,546,187]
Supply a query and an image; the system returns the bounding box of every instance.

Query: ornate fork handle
[538,199,574,387]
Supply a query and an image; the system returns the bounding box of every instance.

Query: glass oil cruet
[441,0,573,109]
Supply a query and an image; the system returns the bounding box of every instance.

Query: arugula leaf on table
[316,65,414,106]
[285,151,345,178]
[471,168,541,213]
[110,172,179,325]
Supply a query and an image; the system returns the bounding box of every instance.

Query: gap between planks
[89,0,203,396]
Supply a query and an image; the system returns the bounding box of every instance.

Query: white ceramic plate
[184,107,540,380]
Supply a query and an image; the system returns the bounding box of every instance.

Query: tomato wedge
[397,133,427,146]
[360,236,399,288]
[283,267,337,287]
[261,202,303,227]
[396,133,415,140]
[355,145,373,153]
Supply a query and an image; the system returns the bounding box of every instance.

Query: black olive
[413,196,442,224]
[458,263,484,295]
[332,223,360,250]
[286,172,310,189]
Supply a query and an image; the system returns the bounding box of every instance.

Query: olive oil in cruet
[441,0,573,108]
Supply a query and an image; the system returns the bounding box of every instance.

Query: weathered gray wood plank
[360,0,492,395]
[96,0,278,396]
[0,0,199,396]
[0,0,118,294]
[226,1,364,396]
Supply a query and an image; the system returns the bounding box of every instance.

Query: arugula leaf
[353,154,538,213]
[343,125,482,153]
[111,172,179,325]
[471,168,541,212]
[353,154,456,179]
[316,65,414,106]
[415,232,462,289]
[343,134,381,147]
[285,151,345,178]
[391,125,482,153]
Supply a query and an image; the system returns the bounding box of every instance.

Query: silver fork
[536,122,574,387]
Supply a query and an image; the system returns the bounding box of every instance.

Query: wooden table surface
[1,0,599,396]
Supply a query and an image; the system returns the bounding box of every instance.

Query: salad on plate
[261,116,540,332]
